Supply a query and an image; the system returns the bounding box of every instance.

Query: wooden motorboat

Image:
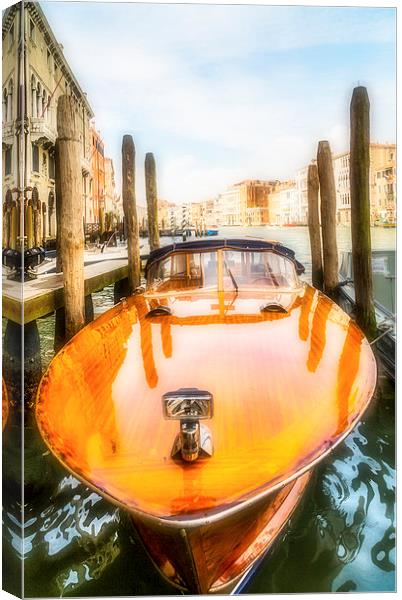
[36,239,377,594]
[339,249,395,380]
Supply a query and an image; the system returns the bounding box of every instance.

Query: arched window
[5,189,13,209]
[32,187,39,210]
[7,79,13,122]
[42,90,47,120]
[36,83,41,118]
[2,88,7,122]
[31,75,37,117]
[48,191,55,236]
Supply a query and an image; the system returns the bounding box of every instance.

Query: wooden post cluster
[307,163,323,291]
[56,95,85,341]
[317,140,339,298]
[145,152,160,252]
[122,135,141,293]
[350,86,376,338]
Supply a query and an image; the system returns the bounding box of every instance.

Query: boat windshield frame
[146,243,304,295]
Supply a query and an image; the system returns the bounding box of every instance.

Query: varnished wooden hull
[132,471,311,594]
[36,283,377,593]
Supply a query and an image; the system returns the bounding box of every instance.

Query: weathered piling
[57,95,85,340]
[55,140,62,273]
[307,163,323,291]
[350,86,376,338]
[317,140,338,298]
[145,152,160,252]
[122,135,141,293]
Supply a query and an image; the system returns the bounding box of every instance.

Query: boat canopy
[145,239,305,293]
[145,239,305,276]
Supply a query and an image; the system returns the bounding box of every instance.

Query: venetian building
[104,157,118,215]
[268,181,297,226]
[294,167,309,225]
[2,2,94,247]
[215,187,242,226]
[158,199,176,230]
[236,180,279,226]
[333,143,396,225]
[89,127,105,225]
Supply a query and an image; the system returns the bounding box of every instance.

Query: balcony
[30,117,57,148]
[2,121,14,144]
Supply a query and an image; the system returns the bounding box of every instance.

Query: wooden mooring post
[350,86,376,339]
[307,163,323,291]
[121,135,141,295]
[317,140,339,298]
[57,95,85,341]
[145,152,160,252]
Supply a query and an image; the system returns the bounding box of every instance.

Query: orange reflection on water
[36,286,376,518]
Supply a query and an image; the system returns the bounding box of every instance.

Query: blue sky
[42,1,396,204]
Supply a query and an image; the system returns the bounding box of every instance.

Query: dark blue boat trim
[145,238,305,276]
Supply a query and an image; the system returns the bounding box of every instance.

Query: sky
[41,0,396,205]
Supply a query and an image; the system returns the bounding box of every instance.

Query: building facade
[268,181,297,225]
[2,2,94,246]
[333,143,396,225]
[88,127,105,225]
[104,157,118,215]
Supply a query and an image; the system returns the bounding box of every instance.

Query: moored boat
[36,239,377,594]
[339,249,395,380]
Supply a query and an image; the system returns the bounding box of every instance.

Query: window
[5,146,12,175]
[47,50,52,71]
[42,152,47,176]
[49,154,55,179]
[2,88,7,122]
[32,144,39,172]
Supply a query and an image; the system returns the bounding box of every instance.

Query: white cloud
[42,2,396,204]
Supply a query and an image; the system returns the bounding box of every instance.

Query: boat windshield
[147,249,301,293]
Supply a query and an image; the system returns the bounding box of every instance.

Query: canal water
[2,226,395,596]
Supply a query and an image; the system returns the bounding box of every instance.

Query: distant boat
[36,239,377,594]
[206,227,219,236]
[339,249,395,380]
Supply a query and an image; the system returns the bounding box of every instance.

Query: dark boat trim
[144,238,306,276]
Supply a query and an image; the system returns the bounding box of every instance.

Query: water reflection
[244,375,395,594]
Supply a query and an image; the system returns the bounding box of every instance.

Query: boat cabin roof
[145,238,305,276]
